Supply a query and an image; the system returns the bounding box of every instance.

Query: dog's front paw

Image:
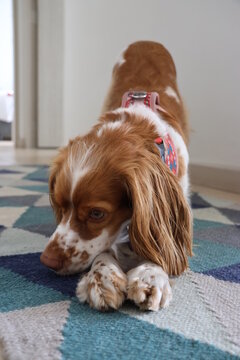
[127,263,172,311]
[76,258,127,311]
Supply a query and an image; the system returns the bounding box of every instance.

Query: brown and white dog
[40,41,193,311]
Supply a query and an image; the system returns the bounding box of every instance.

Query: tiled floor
[0,143,57,166]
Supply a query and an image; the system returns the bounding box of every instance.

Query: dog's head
[40,110,192,275]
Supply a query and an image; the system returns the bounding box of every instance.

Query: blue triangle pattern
[0,253,79,297]
[0,267,68,312]
[60,300,238,360]
[203,262,240,283]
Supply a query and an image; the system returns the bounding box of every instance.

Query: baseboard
[189,164,240,194]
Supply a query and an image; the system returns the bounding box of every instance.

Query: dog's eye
[89,208,106,221]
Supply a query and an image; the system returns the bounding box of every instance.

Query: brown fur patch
[177,155,186,180]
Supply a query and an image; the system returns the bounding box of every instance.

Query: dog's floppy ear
[125,151,192,276]
[49,147,68,223]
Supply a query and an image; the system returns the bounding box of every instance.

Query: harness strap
[121,91,178,175]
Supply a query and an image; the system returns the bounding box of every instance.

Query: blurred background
[0,0,239,192]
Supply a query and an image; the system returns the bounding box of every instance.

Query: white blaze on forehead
[164,86,180,103]
[68,142,94,196]
[51,211,74,247]
[71,166,90,196]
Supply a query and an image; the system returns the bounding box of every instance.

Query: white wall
[0,0,14,92]
[14,0,37,147]
[37,0,64,148]
[63,0,240,170]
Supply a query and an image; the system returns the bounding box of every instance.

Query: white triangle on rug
[0,186,43,197]
[0,173,26,180]
[34,194,50,207]
[199,194,240,210]
[193,207,234,225]
[0,228,49,255]
[0,173,26,187]
[0,301,70,360]
[121,271,239,356]
[0,166,39,174]
[12,179,48,187]
[193,272,240,352]
[0,207,28,227]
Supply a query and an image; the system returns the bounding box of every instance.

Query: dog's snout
[40,249,63,271]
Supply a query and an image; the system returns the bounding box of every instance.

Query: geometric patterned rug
[0,165,240,360]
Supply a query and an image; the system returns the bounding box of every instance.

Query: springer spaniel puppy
[40,41,193,311]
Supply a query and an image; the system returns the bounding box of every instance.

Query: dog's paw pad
[127,264,172,311]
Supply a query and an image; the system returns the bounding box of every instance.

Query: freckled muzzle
[40,225,116,274]
[40,234,92,274]
[40,248,63,271]
[40,241,65,271]
[40,230,76,273]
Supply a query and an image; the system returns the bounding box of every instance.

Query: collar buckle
[131,91,147,99]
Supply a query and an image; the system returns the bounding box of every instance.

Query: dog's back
[102,41,189,144]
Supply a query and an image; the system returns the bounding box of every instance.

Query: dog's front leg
[76,252,127,311]
[127,262,172,311]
